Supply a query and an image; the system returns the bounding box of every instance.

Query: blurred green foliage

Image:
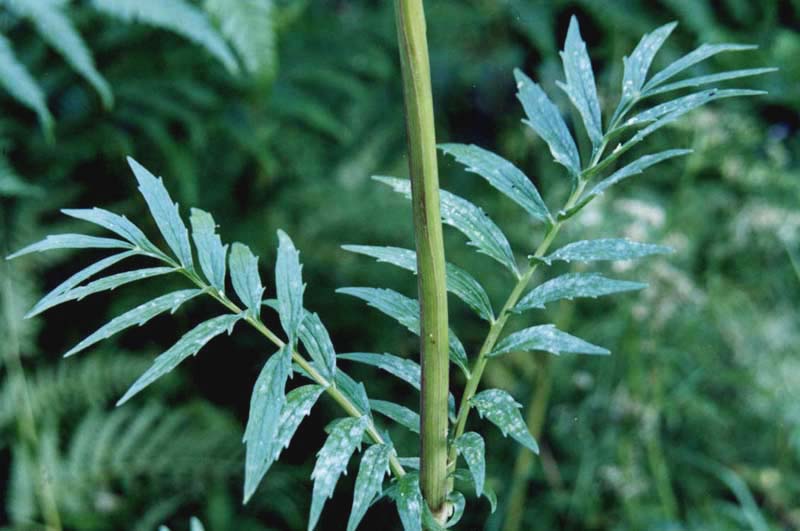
[0,0,798,529]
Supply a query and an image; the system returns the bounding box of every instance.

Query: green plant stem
[447,181,587,473]
[393,0,450,520]
[178,270,406,479]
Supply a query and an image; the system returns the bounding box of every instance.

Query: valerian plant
[7,7,772,530]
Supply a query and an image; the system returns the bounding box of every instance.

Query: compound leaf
[514,273,646,312]
[0,33,53,136]
[370,400,420,434]
[64,289,203,357]
[92,0,239,74]
[544,238,672,264]
[204,0,275,78]
[298,311,336,381]
[491,324,609,357]
[470,389,539,454]
[309,415,369,531]
[454,432,485,497]
[127,157,194,269]
[230,242,263,317]
[373,176,518,276]
[243,346,292,502]
[514,69,580,176]
[347,443,392,531]
[14,0,112,107]
[439,144,550,224]
[558,16,602,147]
[117,313,242,405]
[276,230,305,342]
[342,244,494,321]
[190,208,228,292]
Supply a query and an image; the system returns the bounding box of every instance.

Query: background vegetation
[1,1,798,529]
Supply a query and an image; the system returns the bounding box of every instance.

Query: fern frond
[92,0,240,74]
[6,0,113,108]
[0,33,53,138]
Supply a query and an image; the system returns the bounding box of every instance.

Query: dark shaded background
[1,1,799,530]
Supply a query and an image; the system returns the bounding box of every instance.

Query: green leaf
[454,432,485,497]
[470,389,539,454]
[92,0,239,74]
[338,352,421,390]
[333,371,371,419]
[127,157,194,269]
[242,383,324,503]
[444,492,466,528]
[26,267,175,317]
[64,289,203,357]
[514,69,580,176]
[582,149,691,201]
[558,16,602,147]
[61,208,160,254]
[229,242,264,317]
[347,443,392,531]
[190,208,228,292]
[644,43,758,92]
[514,273,646,312]
[243,346,292,502]
[373,176,518,276]
[7,234,133,260]
[336,287,470,377]
[644,67,778,97]
[392,473,423,531]
[27,251,139,318]
[438,144,551,224]
[117,313,242,405]
[491,324,609,357]
[398,457,420,470]
[341,245,494,321]
[451,468,497,513]
[0,156,40,198]
[625,89,766,128]
[309,415,369,531]
[339,353,457,420]
[276,230,305,342]
[298,311,336,381]
[544,238,672,264]
[617,22,677,112]
[370,400,419,434]
[204,0,275,78]
[13,0,113,108]
[189,517,204,531]
[0,33,53,136]
[627,89,765,145]
[271,384,325,462]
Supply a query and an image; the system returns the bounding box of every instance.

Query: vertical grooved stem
[393,0,450,521]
